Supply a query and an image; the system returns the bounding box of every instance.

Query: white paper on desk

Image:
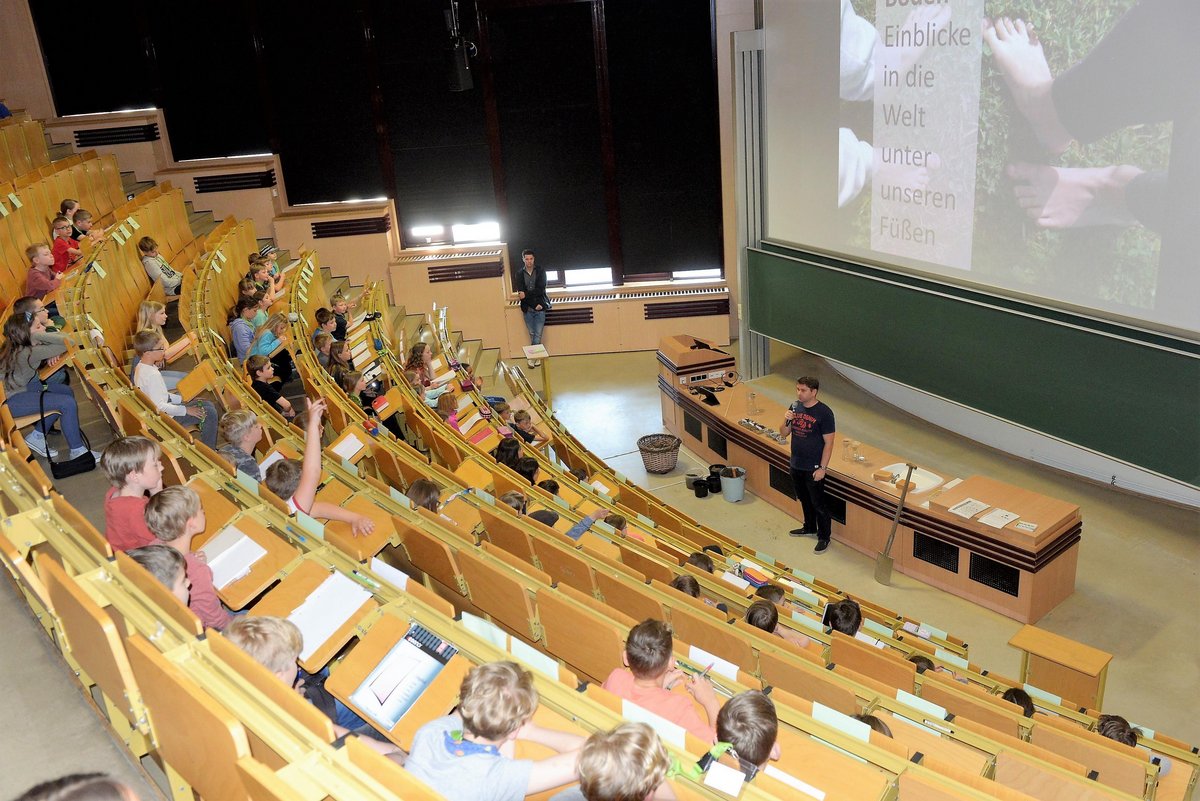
[432,370,455,386]
[943,478,963,490]
[739,557,770,575]
[459,412,482,432]
[897,689,947,720]
[201,526,267,589]
[701,761,746,796]
[287,573,371,661]
[363,364,383,383]
[456,394,474,412]
[259,450,287,474]
[978,508,1019,529]
[687,645,739,681]
[1014,521,1039,532]
[590,479,610,493]
[369,651,423,704]
[331,433,365,461]
[812,702,872,742]
[854,631,886,649]
[369,557,409,591]
[508,637,559,680]
[460,612,508,651]
[720,570,750,591]
[621,700,686,748]
[351,343,370,362]
[352,312,369,328]
[947,497,990,519]
[763,766,826,800]
[281,258,303,274]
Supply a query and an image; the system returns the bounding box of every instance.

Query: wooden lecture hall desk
[658,335,1082,623]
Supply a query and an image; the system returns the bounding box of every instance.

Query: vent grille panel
[194,170,276,194]
[74,124,160,147]
[311,215,391,239]
[644,298,730,320]
[969,553,1021,596]
[544,308,594,326]
[913,532,959,573]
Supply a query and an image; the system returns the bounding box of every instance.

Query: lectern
[1008,625,1112,709]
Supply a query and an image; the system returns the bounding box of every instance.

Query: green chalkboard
[747,246,1200,485]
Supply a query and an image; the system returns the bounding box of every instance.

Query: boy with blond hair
[511,409,543,446]
[406,661,585,801]
[571,722,673,801]
[144,485,231,630]
[101,436,165,552]
[24,242,62,301]
[133,329,218,447]
[330,291,355,340]
[222,616,404,760]
[224,615,302,679]
[602,620,718,742]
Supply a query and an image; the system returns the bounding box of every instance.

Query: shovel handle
[880,463,917,557]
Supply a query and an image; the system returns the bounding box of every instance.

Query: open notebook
[348,623,459,730]
[199,525,267,589]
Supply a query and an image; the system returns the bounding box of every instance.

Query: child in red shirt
[144,485,232,630]
[602,619,719,743]
[50,216,80,274]
[99,436,164,552]
[24,243,62,300]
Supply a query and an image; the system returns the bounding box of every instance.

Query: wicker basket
[637,434,682,474]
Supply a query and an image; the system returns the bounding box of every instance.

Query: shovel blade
[874,552,894,585]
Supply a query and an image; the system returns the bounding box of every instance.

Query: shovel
[874,462,916,585]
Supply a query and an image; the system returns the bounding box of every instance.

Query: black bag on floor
[39,386,96,478]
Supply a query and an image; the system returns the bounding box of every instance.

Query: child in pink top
[99,437,165,552]
[601,619,718,743]
[144,485,232,630]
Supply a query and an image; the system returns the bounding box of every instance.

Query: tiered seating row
[285,262,1198,801]
[0,115,50,183]
[0,137,1191,800]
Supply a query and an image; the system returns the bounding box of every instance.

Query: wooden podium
[1008,625,1113,710]
[657,335,1083,623]
[657,335,736,435]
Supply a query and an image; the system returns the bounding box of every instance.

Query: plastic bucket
[720,466,747,502]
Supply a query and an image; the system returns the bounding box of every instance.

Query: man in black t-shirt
[782,376,837,553]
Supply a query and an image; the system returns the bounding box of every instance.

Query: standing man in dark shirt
[515,248,549,367]
[783,376,837,553]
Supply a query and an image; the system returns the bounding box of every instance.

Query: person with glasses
[132,329,218,447]
[50,215,81,274]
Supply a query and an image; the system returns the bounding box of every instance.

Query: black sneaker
[789,528,815,538]
[814,539,830,554]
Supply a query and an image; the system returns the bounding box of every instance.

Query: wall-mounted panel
[747,245,1200,484]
